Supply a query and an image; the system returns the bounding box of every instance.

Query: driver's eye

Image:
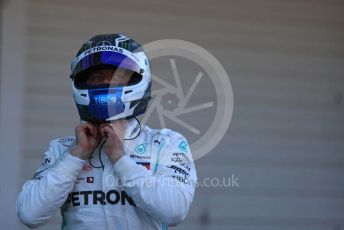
[84,68,134,87]
[87,70,115,85]
[87,74,104,85]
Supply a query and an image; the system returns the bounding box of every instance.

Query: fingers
[76,122,118,139]
[85,123,99,137]
[87,122,124,141]
[73,123,101,159]
[100,125,117,139]
[99,123,110,132]
[76,123,99,138]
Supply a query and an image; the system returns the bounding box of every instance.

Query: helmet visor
[72,51,143,89]
[72,51,142,79]
[74,67,142,89]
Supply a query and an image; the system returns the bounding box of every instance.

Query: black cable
[88,154,102,169]
[88,117,142,170]
[98,139,106,170]
[88,139,106,170]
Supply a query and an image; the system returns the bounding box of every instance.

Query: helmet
[70,34,151,123]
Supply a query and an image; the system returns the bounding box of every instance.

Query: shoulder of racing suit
[32,136,76,180]
[143,126,189,145]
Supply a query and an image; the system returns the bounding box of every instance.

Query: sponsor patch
[136,162,150,170]
[135,143,149,154]
[172,176,191,185]
[171,157,191,171]
[179,141,188,152]
[87,177,94,183]
[167,165,189,178]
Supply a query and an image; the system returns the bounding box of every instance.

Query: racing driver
[16,33,197,229]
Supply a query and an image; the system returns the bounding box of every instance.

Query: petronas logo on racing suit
[65,190,136,207]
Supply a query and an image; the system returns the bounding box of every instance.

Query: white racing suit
[16,119,197,229]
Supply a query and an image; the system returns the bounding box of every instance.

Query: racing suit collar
[124,118,140,140]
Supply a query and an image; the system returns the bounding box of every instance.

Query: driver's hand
[70,123,101,160]
[99,122,125,164]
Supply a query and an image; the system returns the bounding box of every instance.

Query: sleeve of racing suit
[113,132,197,226]
[16,140,85,228]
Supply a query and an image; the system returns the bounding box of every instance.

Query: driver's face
[86,68,133,86]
